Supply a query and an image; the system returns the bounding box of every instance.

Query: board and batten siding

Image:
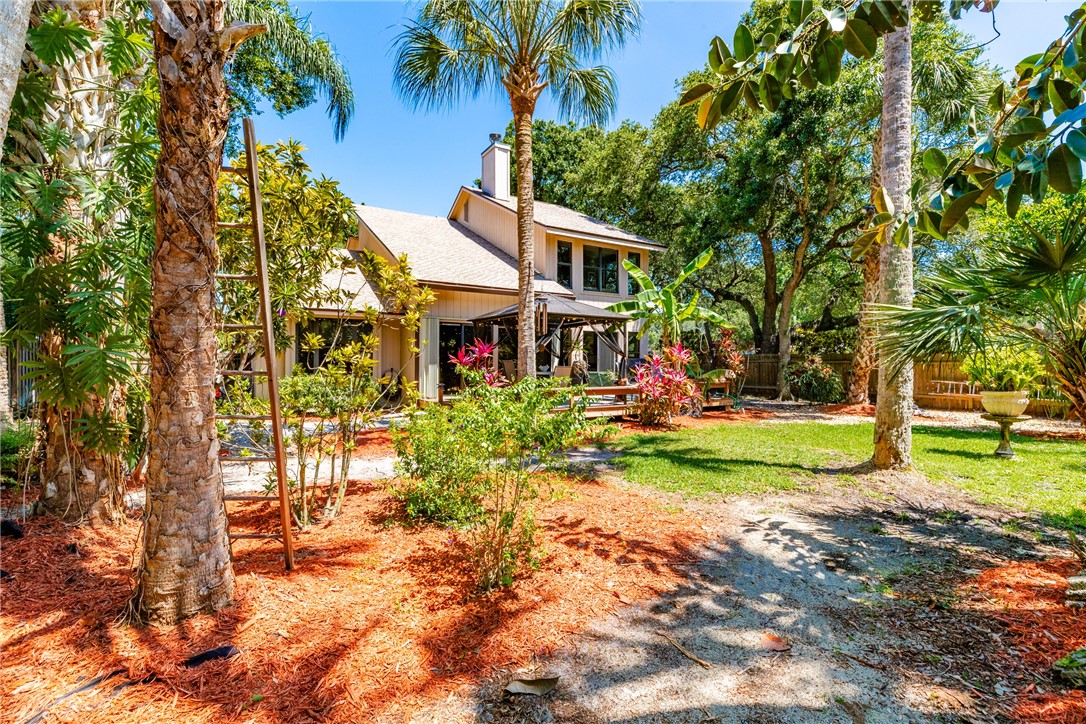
[454,195,548,275]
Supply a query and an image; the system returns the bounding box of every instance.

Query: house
[271,137,666,400]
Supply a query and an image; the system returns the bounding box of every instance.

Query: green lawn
[614,422,1086,529]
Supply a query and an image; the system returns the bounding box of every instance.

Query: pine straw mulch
[968,558,1086,723]
[1,475,704,723]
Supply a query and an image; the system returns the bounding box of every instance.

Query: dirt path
[422,460,1063,723]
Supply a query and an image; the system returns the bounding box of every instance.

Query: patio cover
[472,292,629,327]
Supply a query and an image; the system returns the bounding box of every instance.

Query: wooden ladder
[216,118,295,571]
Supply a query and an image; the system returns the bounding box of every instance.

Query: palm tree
[393,0,641,378]
[878,208,1086,426]
[132,0,264,625]
[0,0,32,426]
[226,0,355,141]
[872,17,914,470]
[609,247,729,348]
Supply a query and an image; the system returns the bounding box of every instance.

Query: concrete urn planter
[980,390,1030,417]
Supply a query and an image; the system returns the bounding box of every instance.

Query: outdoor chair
[554,365,572,378]
[501,359,517,380]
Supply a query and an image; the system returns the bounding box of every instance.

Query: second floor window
[557,241,572,289]
[627,251,642,295]
[583,245,619,293]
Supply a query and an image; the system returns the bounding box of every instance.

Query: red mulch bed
[613,407,773,436]
[818,403,876,416]
[1,477,703,723]
[969,558,1086,723]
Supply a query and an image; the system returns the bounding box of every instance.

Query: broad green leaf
[822,6,848,32]
[892,219,910,247]
[1007,172,1025,217]
[1054,104,1086,126]
[760,75,783,112]
[1003,116,1048,148]
[874,186,894,215]
[922,148,948,177]
[697,95,714,128]
[718,81,744,116]
[788,0,814,25]
[939,189,982,235]
[1065,37,1079,70]
[772,53,796,82]
[1047,144,1082,194]
[842,18,877,59]
[27,7,94,67]
[851,228,882,260]
[734,24,755,61]
[1030,167,1049,200]
[1068,128,1086,161]
[680,82,715,107]
[812,37,844,86]
[709,36,732,73]
[742,81,761,111]
[1048,78,1080,116]
[671,247,714,289]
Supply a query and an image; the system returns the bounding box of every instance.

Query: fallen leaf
[505,676,559,696]
[613,591,631,605]
[760,632,791,652]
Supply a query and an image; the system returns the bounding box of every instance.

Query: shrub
[392,377,588,590]
[634,344,702,426]
[788,355,845,403]
[961,348,1046,392]
[1,420,38,488]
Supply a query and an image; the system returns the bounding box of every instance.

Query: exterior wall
[351,221,394,260]
[453,195,549,276]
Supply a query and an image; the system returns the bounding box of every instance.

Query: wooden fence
[744,353,1070,417]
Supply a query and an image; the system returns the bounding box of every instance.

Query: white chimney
[480,133,511,201]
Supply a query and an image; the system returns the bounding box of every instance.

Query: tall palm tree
[393,0,641,377]
[133,0,263,625]
[873,16,913,470]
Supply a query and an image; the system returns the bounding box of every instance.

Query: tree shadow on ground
[467,493,1062,723]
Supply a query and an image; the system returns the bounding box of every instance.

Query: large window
[557,241,572,289]
[583,245,619,293]
[627,251,642,295]
[297,317,372,370]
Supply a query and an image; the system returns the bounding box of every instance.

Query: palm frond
[228,0,355,141]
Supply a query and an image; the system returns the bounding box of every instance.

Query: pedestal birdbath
[979,413,1030,458]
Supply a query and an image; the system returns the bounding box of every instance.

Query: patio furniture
[501,359,516,380]
[554,365,572,378]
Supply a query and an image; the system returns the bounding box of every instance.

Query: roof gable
[452,187,665,250]
[354,204,569,295]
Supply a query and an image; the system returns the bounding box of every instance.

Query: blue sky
[251,1,1078,217]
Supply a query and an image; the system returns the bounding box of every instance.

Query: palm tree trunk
[513,109,537,378]
[873,17,914,470]
[133,0,259,624]
[0,0,32,428]
[847,133,882,405]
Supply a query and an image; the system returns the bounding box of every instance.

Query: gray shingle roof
[460,187,664,249]
[355,204,569,295]
[312,248,384,313]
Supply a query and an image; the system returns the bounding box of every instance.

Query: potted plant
[961,348,1045,417]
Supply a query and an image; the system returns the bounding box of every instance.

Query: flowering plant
[634,344,702,426]
[451,339,507,387]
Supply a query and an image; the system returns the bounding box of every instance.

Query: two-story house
[276,137,665,400]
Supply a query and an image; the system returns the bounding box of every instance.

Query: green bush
[788,355,845,403]
[961,348,1046,392]
[392,377,589,590]
[1,420,38,487]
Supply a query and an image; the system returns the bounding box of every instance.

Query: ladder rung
[217,273,257,281]
[221,324,262,331]
[221,456,276,463]
[222,166,247,176]
[220,370,267,377]
[224,494,278,502]
[217,222,253,230]
[218,413,272,420]
[229,533,282,540]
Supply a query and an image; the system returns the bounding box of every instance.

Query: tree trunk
[873,16,914,470]
[0,0,32,429]
[775,286,797,400]
[758,232,779,354]
[134,0,259,625]
[513,109,537,378]
[847,134,882,406]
